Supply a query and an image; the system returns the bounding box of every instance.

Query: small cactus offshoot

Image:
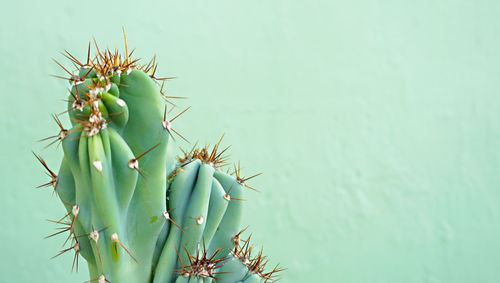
[34,31,282,283]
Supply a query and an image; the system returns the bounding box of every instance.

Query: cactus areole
[34,31,283,283]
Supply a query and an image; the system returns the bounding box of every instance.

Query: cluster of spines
[33,152,83,272]
[52,30,184,140]
[33,152,58,190]
[41,29,190,153]
[47,203,81,272]
[231,162,262,192]
[176,242,228,280]
[231,233,284,282]
[178,136,230,169]
[162,105,191,143]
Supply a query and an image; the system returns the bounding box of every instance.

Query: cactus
[34,32,283,283]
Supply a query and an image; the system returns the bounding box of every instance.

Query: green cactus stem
[34,31,282,283]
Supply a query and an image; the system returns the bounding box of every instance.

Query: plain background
[1,0,500,282]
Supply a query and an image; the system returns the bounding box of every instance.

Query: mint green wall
[1,1,499,282]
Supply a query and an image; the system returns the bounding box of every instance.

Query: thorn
[232,226,249,247]
[38,114,69,148]
[33,152,57,191]
[61,50,84,67]
[184,216,204,230]
[162,106,190,143]
[52,59,84,84]
[234,161,261,192]
[78,225,110,267]
[128,143,160,178]
[163,210,185,233]
[135,143,160,160]
[111,233,138,264]
[176,239,229,279]
[223,184,234,201]
[85,42,92,66]
[170,106,190,123]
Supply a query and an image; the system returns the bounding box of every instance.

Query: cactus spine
[34,32,283,283]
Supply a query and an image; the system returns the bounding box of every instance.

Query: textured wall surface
[1,1,500,282]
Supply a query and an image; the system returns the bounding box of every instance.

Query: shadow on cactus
[33,31,283,283]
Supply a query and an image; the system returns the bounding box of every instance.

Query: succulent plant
[34,31,283,283]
